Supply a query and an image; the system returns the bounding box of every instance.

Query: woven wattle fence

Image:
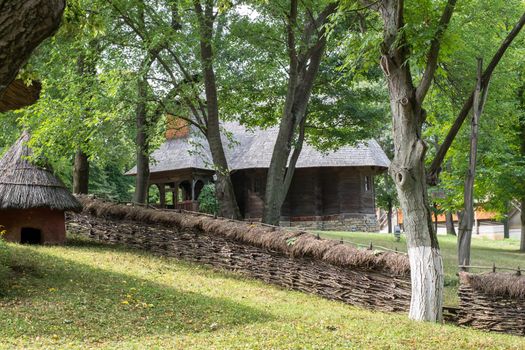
[66,196,411,312]
[458,272,525,336]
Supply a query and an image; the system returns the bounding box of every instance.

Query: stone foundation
[280,214,379,232]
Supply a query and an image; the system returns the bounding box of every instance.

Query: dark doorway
[179,181,192,201]
[194,180,204,200]
[20,227,42,244]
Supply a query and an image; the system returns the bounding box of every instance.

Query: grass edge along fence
[67,195,411,312]
[67,196,525,337]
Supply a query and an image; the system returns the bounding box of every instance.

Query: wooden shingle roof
[126,122,390,175]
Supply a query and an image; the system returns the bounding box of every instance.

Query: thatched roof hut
[0,131,80,211]
[0,132,80,245]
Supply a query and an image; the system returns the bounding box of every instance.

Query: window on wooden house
[364,176,371,192]
[252,177,261,194]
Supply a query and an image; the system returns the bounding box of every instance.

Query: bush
[198,183,219,215]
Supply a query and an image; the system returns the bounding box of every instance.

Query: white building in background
[379,207,522,240]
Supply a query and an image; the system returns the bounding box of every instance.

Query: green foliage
[422,0,525,215]
[221,1,387,150]
[148,185,160,205]
[3,0,524,221]
[89,164,134,202]
[375,173,398,212]
[4,0,140,202]
[198,183,219,215]
[0,113,20,156]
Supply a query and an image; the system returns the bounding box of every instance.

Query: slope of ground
[0,235,523,349]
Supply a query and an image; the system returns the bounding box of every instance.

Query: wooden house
[127,121,390,231]
[0,132,81,244]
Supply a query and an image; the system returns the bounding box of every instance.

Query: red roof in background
[397,208,498,224]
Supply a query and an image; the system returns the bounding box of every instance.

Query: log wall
[232,167,379,231]
[66,209,411,313]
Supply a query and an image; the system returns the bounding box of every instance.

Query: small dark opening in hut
[20,227,42,244]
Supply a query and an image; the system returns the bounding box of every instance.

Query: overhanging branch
[427,10,525,185]
[416,0,457,104]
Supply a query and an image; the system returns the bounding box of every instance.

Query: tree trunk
[378,0,446,322]
[194,0,241,219]
[445,211,456,236]
[386,67,443,321]
[207,129,241,219]
[73,150,89,194]
[133,71,150,204]
[519,67,525,251]
[433,204,439,234]
[458,58,488,268]
[387,201,393,234]
[388,100,444,322]
[72,44,99,197]
[521,198,525,252]
[0,0,65,97]
[262,2,337,225]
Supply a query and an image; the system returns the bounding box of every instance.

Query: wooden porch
[146,168,213,211]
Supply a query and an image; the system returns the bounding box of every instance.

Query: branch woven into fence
[66,196,412,312]
[76,196,410,276]
[458,272,525,336]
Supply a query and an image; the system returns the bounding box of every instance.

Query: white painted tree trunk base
[408,246,444,322]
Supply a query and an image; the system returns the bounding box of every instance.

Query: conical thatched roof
[0,132,81,211]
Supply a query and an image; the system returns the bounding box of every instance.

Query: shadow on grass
[0,243,273,342]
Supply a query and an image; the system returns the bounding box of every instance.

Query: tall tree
[457,58,490,268]
[16,0,138,201]
[133,55,156,204]
[369,0,524,321]
[109,0,242,218]
[518,77,525,252]
[262,0,338,225]
[72,40,102,194]
[369,0,457,322]
[193,0,241,219]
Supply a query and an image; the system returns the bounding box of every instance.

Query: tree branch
[415,0,457,104]
[427,10,525,185]
[283,115,306,197]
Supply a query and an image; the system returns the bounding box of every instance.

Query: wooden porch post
[173,182,179,204]
[158,183,166,209]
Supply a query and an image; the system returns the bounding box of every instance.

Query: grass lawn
[0,236,524,349]
[317,231,523,306]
